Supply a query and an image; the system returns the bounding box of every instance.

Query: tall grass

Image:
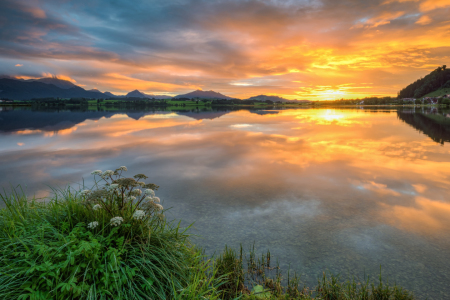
[0,183,224,299]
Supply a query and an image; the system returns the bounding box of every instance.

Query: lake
[1,106,449,299]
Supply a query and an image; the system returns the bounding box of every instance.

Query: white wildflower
[102,170,114,177]
[144,189,155,196]
[91,170,102,175]
[80,189,90,196]
[119,166,128,171]
[144,196,153,202]
[137,181,145,187]
[93,204,102,210]
[155,204,163,211]
[133,210,146,220]
[107,184,119,191]
[110,217,124,227]
[127,196,136,201]
[151,197,160,203]
[87,221,99,229]
[131,189,142,196]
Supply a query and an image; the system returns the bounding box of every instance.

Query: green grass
[166,100,211,106]
[423,88,450,98]
[0,169,225,299]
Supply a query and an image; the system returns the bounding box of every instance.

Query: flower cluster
[133,210,146,220]
[131,189,142,196]
[80,189,90,196]
[144,189,155,196]
[87,221,99,229]
[102,170,114,178]
[110,217,124,227]
[107,184,119,191]
[84,166,163,231]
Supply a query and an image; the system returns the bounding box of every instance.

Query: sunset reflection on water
[0,107,449,299]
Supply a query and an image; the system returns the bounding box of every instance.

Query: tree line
[398,65,450,98]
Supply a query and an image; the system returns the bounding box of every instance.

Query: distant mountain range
[246,95,311,103]
[174,89,232,100]
[0,76,308,102]
[0,77,173,100]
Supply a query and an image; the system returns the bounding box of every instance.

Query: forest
[398,65,450,98]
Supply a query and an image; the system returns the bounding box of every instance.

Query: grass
[0,172,416,299]
[0,179,225,299]
[217,246,416,300]
[166,100,211,106]
[423,88,450,98]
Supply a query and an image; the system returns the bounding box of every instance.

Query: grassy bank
[0,167,415,299]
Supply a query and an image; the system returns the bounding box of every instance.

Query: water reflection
[397,108,450,144]
[0,107,449,299]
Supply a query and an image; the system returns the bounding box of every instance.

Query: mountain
[126,90,171,99]
[174,90,232,100]
[88,88,103,93]
[399,65,450,99]
[126,90,148,98]
[104,91,123,98]
[246,95,311,103]
[31,77,77,89]
[247,95,288,102]
[0,78,106,100]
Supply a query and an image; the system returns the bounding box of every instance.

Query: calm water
[1,106,450,299]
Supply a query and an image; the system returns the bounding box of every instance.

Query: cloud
[353,11,405,28]
[415,15,432,24]
[15,64,23,67]
[419,0,450,11]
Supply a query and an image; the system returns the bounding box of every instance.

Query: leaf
[251,285,272,299]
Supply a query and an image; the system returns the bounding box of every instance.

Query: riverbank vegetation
[0,167,416,299]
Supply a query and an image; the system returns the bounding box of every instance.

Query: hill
[0,76,173,100]
[423,88,450,98]
[398,65,450,98]
[247,95,311,103]
[31,77,77,89]
[88,88,103,94]
[247,95,287,102]
[0,78,106,100]
[104,91,124,98]
[174,90,232,100]
[126,90,171,99]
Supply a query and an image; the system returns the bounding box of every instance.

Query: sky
[0,0,450,100]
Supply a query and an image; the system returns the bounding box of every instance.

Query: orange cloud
[415,15,432,25]
[40,73,78,83]
[356,11,405,28]
[420,0,450,11]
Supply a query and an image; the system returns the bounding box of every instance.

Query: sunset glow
[1,0,450,99]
